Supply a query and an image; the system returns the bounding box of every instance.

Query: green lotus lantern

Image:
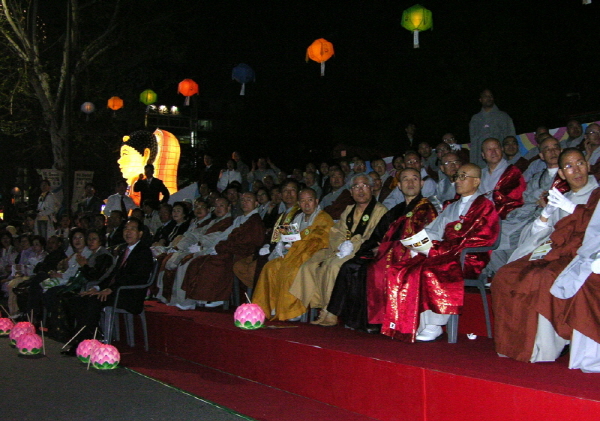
[401,4,433,49]
[139,89,157,106]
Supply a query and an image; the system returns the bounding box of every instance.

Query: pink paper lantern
[76,339,102,363]
[16,333,43,355]
[9,322,35,346]
[0,318,14,336]
[90,344,121,370]
[234,303,266,330]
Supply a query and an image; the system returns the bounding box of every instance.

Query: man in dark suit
[64,217,153,354]
[201,154,220,191]
[76,183,104,214]
[133,164,170,204]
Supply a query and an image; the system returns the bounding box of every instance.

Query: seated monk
[551,204,600,373]
[233,179,302,290]
[478,137,526,219]
[492,148,600,363]
[320,168,355,220]
[181,192,264,307]
[252,188,334,321]
[381,163,500,342]
[156,197,233,308]
[290,173,387,326]
[327,168,438,332]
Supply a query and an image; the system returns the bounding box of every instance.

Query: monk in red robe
[182,192,264,305]
[381,163,500,342]
[478,137,526,219]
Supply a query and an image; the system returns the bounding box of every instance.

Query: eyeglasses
[562,160,587,172]
[351,183,371,190]
[584,131,599,137]
[443,160,461,166]
[455,173,480,181]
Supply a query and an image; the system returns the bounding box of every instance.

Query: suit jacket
[77,196,104,214]
[134,177,170,204]
[99,242,154,314]
[201,165,220,191]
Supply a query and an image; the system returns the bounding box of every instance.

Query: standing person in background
[134,164,170,205]
[35,179,59,239]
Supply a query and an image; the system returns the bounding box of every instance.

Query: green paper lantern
[401,4,433,49]
[140,89,157,106]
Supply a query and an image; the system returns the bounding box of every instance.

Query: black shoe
[560,344,570,358]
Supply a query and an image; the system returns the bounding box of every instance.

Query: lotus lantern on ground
[76,339,102,363]
[90,344,121,370]
[234,303,266,330]
[16,333,43,355]
[9,322,35,346]
[0,318,14,336]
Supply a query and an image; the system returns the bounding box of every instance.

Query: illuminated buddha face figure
[117,131,156,185]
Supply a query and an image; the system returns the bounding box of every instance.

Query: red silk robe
[493,164,526,219]
[367,197,438,324]
[381,196,500,342]
[182,214,264,302]
[492,188,600,362]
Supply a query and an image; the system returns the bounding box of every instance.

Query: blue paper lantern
[232,63,255,95]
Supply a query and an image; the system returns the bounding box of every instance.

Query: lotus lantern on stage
[0,318,13,336]
[90,344,121,369]
[232,63,255,96]
[401,4,433,49]
[16,333,43,355]
[178,78,199,106]
[306,38,334,76]
[234,303,266,330]
[76,339,102,363]
[9,322,35,346]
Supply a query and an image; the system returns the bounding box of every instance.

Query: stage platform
[119,294,600,421]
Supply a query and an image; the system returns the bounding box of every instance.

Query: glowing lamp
[9,322,35,346]
[306,38,334,76]
[0,317,14,336]
[178,78,199,106]
[234,303,266,330]
[140,89,157,106]
[232,63,255,96]
[80,102,95,114]
[107,96,124,111]
[16,333,43,355]
[401,4,433,48]
[90,343,121,369]
[76,339,102,363]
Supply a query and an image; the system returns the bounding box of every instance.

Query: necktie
[120,195,127,215]
[120,247,131,268]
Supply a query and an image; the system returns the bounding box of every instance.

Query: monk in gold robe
[252,188,334,321]
[290,173,388,326]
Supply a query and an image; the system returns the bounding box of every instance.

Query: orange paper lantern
[306,38,334,76]
[178,79,199,106]
[107,96,124,111]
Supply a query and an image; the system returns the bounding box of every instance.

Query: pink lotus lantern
[234,303,266,330]
[16,333,43,355]
[0,318,14,336]
[76,339,102,363]
[90,344,121,370]
[9,322,36,346]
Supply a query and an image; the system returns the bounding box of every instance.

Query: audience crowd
[2,90,600,373]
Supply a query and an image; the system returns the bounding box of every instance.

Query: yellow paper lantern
[107,96,124,111]
[305,38,334,76]
[401,4,433,49]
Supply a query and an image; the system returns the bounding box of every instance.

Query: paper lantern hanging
[76,339,102,363]
[232,63,255,96]
[401,4,433,49]
[0,318,13,336]
[107,96,124,111]
[80,102,95,114]
[140,89,157,106]
[90,343,121,369]
[234,303,266,330]
[306,38,334,76]
[178,78,199,106]
[16,333,43,355]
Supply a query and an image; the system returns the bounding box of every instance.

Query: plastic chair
[103,258,159,351]
[447,221,501,343]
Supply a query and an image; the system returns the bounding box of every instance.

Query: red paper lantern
[107,96,124,111]
[178,78,199,105]
[306,38,335,76]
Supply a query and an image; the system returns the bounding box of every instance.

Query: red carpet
[118,298,600,421]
